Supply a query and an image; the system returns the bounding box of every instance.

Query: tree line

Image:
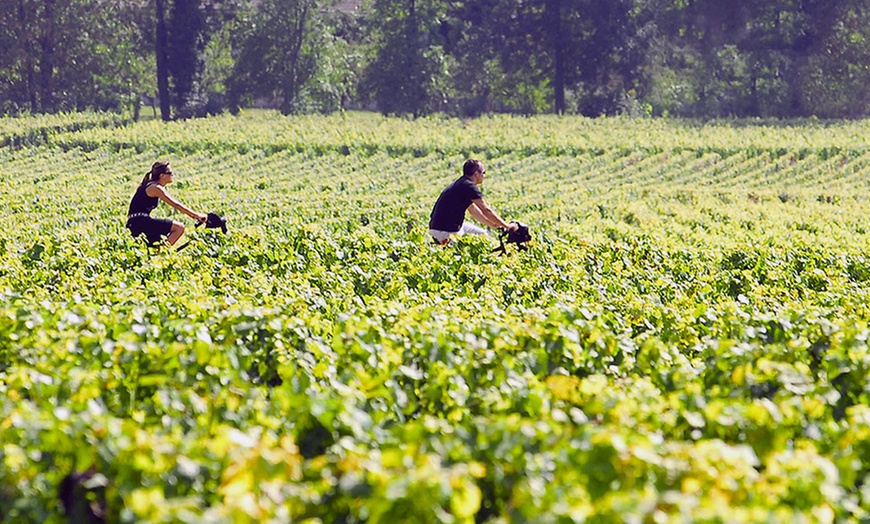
[1,0,869,119]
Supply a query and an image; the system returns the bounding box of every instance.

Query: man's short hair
[463,159,483,178]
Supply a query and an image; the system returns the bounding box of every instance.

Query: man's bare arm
[469,199,515,230]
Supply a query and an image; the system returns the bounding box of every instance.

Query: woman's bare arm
[146,185,206,222]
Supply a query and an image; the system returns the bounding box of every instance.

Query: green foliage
[363,0,451,116]
[3,0,870,118]
[4,112,870,521]
[0,0,155,115]
[635,0,870,118]
[167,0,209,117]
[228,0,349,115]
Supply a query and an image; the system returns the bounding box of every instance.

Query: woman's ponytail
[139,161,170,187]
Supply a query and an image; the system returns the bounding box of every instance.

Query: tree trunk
[548,0,565,114]
[280,1,309,115]
[38,0,56,112]
[18,0,38,112]
[280,76,294,115]
[156,0,171,120]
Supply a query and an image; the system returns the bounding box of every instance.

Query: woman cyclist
[126,160,206,246]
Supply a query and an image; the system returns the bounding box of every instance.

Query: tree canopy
[0,0,868,118]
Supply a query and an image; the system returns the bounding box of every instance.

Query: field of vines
[4,111,870,522]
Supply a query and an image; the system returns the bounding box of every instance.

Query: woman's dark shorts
[127,215,173,245]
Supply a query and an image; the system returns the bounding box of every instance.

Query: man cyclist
[429,159,517,245]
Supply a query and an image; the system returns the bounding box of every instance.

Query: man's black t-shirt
[429,176,483,232]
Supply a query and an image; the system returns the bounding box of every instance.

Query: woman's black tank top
[127,183,160,216]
